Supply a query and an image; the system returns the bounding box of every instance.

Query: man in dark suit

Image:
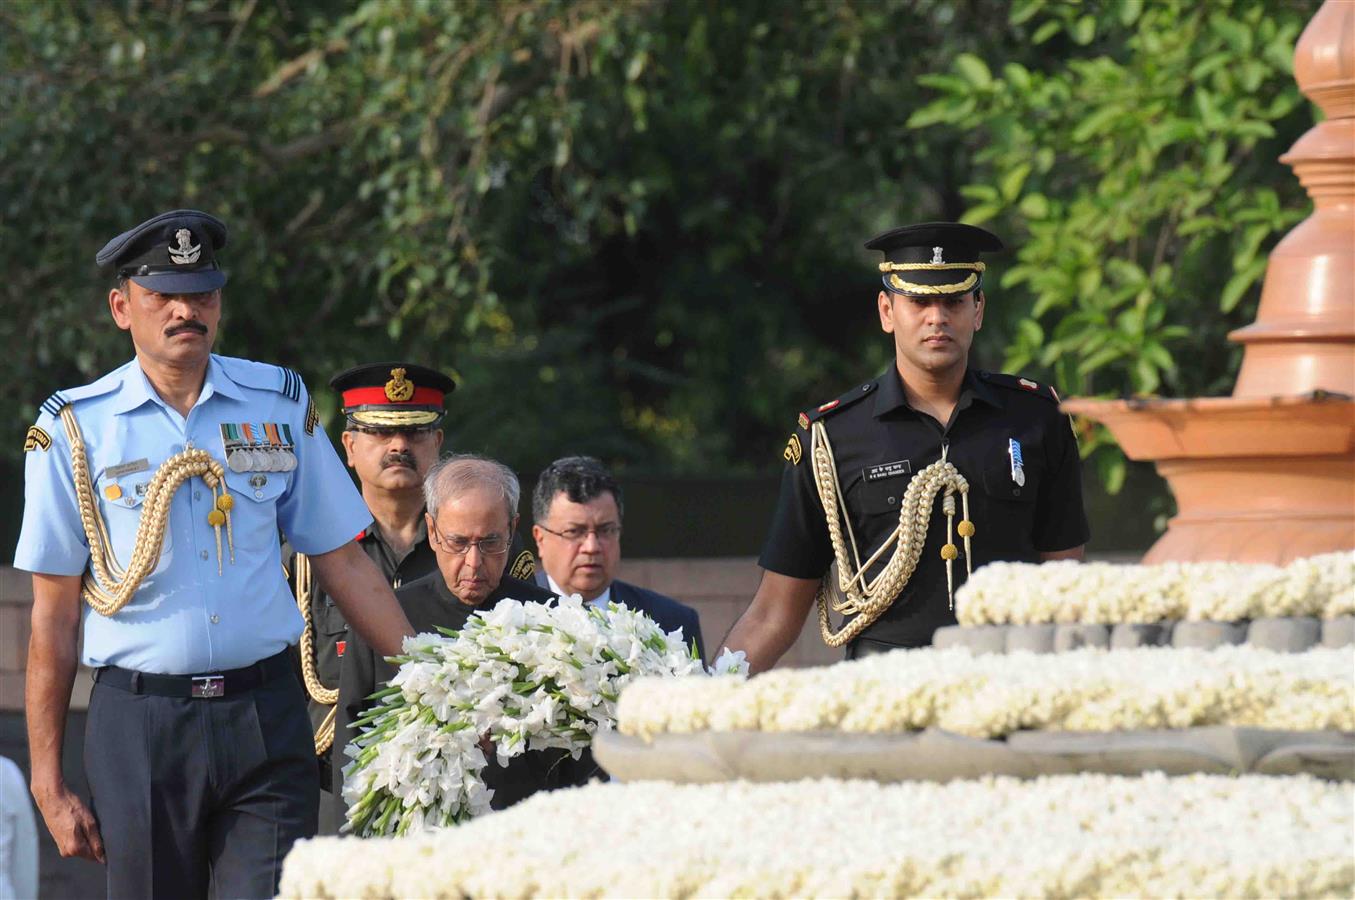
[531,456,704,660]
[335,453,557,823]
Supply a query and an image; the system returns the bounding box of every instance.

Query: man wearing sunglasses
[294,363,535,833]
[333,454,556,820]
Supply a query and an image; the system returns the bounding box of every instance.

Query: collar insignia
[168,228,202,265]
[509,550,536,581]
[384,367,415,402]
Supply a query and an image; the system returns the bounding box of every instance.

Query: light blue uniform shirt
[15,355,372,674]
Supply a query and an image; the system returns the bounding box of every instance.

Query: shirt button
[125,497,135,506]
[255,490,264,499]
[888,496,897,505]
[200,550,209,561]
[194,490,201,501]
[210,614,220,624]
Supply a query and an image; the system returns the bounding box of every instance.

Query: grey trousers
[84,666,318,899]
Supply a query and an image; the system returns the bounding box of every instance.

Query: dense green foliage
[0,0,1316,494]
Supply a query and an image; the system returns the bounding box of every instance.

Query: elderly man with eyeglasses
[333,453,557,820]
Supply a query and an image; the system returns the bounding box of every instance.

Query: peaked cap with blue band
[96,209,229,295]
[866,222,1003,298]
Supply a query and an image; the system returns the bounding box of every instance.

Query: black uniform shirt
[759,367,1089,648]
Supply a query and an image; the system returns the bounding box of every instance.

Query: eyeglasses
[536,523,622,544]
[428,521,509,556]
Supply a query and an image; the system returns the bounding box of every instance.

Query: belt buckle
[191,675,225,698]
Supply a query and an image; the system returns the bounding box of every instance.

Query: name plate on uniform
[864,460,912,482]
[103,458,151,479]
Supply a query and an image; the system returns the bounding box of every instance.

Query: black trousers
[84,660,318,900]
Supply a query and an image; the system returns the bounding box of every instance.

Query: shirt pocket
[315,596,349,637]
[979,444,1040,504]
[223,471,288,551]
[847,475,909,518]
[95,468,165,563]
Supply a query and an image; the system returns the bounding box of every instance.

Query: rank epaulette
[218,356,307,402]
[39,391,70,418]
[799,380,877,430]
[281,367,302,403]
[980,371,1061,403]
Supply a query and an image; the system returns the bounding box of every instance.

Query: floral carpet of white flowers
[342,596,742,836]
[280,773,1354,899]
[956,551,1354,626]
[617,645,1354,740]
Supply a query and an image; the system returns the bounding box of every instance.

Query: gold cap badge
[384,367,415,402]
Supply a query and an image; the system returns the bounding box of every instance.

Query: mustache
[166,321,208,336]
[382,450,417,469]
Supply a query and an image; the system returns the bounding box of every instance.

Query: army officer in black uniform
[720,223,1088,673]
[292,362,535,833]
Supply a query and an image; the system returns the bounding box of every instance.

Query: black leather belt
[847,637,915,659]
[95,649,293,699]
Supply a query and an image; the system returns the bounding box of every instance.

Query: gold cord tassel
[958,492,975,581]
[942,491,958,609]
[60,406,235,616]
[811,422,975,647]
[294,552,338,755]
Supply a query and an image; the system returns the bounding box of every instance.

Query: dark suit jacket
[535,573,705,661]
[334,571,559,820]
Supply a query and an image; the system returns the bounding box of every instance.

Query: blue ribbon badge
[1008,438,1026,487]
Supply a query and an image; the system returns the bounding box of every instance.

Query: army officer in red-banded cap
[290,362,536,834]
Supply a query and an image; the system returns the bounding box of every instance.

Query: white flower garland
[281,773,1354,898]
[956,551,1354,626]
[341,595,744,836]
[616,645,1354,740]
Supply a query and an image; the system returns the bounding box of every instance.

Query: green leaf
[1002,62,1032,91]
[960,203,1003,226]
[1219,257,1267,312]
[906,100,962,129]
[1009,0,1045,26]
[1018,193,1050,219]
[1069,15,1096,45]
[1098,451,1127,495]
[1032,20,1062,44]
[954,53,992,89]
[1000,163,1031,201]
[1078,345,1124,374]
[1071,106,1120,142]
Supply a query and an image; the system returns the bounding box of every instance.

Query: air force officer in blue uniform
[16,210,415,899]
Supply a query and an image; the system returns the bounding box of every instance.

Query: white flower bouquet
[956,550,1354,626]
[342,595,742,836]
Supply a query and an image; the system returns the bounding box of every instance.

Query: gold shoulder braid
[810,420,975,647]
[59,405,235,617]
[294,553,338,755]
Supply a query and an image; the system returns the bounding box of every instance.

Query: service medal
[1008,438,1026,487]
